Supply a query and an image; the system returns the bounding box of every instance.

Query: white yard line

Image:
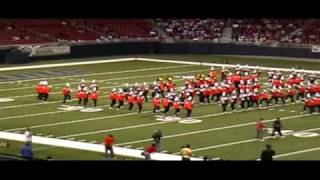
[173,126,320,154]
[0,64,195,90]
[273,147,320,159]
[0,131,202,160]
[115,113,314,146]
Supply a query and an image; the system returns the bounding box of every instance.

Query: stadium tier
[1,19,320,45]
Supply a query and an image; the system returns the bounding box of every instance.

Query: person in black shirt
[260,144,276,161]
[152,130,162,152]
[271,117,284,138]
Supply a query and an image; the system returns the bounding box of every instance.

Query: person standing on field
[272,117,284,138]
[104,134,115,159]
[24,128,32,144]
[152,130,162,152]
[256,118,265,141]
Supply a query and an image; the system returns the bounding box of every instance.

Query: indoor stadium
[0,19,320,161]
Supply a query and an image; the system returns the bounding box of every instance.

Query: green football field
[0,54,320,160]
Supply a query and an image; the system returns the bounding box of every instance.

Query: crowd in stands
[156,18,225,40]
[231,19,303,43]
[1,19,320,46]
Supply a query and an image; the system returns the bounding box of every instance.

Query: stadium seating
[231,19,303,43]
[156,18,226,40]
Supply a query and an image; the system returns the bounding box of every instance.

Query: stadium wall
[1,42,320,64]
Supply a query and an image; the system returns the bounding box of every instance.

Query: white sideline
[273,147,320,159]
[0,58,135,72]
[176,126,320,154]
[115,113,314,146]
[0,131,202,161]
[138,58,320,74]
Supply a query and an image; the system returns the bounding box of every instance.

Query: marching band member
[62,83,71,104]
[108,88,117,109]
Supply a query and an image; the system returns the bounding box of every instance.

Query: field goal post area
[0,56,320,160]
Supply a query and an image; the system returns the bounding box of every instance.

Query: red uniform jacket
[127,95,135,103]
[256,121,265,130]
[136,96,144,104]
[62,87,70,96]
[117,93,125,102]
[152,98,161,107]
[90,92,98,100]
[109,92,117,100]
[173,101,181,109]
[184,100,192,110]
[162,98,170,108]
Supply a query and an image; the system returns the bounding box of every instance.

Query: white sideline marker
[124,145,132,148]
[136,147,144,150]
[46,135,53,138]
[67,138,75,140]
[290,110,296,113]
[89,141,97,144]
[161,150,168,153]
[79,139,87,142]
[279,109,286,112]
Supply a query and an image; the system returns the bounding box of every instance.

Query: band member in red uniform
[230,91,238,112]
[251,88,260,108]
[162,95,171,116]
[152,94,161,114]
[204,84,212,104]
[117,88,125,109]
[108,88,117,109]
[173,97,181,116]
[127,92,135,111]
[286,86,296,103]
[269,87,279,105]
[83,87,90,106]
[42,81,50,101]
[260,89,270,106]
[136,92,144,113]
[76,89,85,106]
[220,92,229,113]
[184,96,193,119]
[142,82,149,102]
[90,90,99,107]
[278,88,286,104]
[62,83,71,104]
[158,77,165,98]
[36,81,44,101]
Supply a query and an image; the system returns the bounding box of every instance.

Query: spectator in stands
[104,134,115,160]
[152,129,162,152]
[260,144,276,161]
[21,143,33,160]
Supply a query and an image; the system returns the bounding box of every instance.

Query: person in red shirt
[62,83,71,104]
[83,87,90,106]
[89,90,99,107]
[251,89,260,108]
[269,88,279,105]
[76,89,84,106]
[104,134,115,159]
[256,118,265,141]
[152,94,161,114]
[36,81,44,101]
[286,86,296,103]
[136,92,144,113]
[278,88,286,104]
[162,95,171,116]
[142,143,157,160]
[127,92,135,111]
[117,89,125,109]
[42,81,50,101]
[172,97,181,116]
[260,90,270,106]
[184,96,193,119]
[296,83,306,101]
[108,88,117,109]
